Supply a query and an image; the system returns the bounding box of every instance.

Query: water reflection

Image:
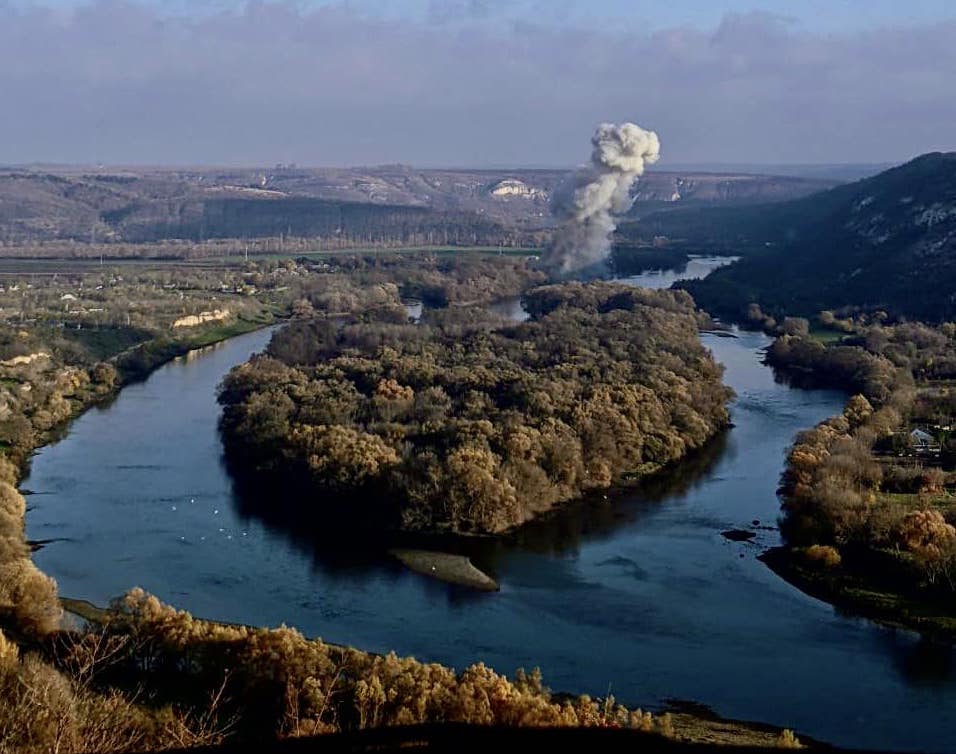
[223,427,731,585]
[492,430,730,559]
[180,339,228,363]
[880,633,956,686]
[615,255,739,290]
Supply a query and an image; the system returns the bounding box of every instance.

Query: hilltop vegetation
[647,153,956,322]
[218,282,732,534]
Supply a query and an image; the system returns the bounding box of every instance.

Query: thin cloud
[0,2,953,165]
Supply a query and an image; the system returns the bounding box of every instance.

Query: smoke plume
[542,122,660,277]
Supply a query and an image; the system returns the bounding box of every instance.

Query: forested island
[218,282,733,534]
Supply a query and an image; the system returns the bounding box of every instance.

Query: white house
[910,428,940,453]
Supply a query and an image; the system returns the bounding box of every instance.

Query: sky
[2,0,955,167]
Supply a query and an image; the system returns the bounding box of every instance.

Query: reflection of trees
[222,426,731,585]
[224,455,396,575]
[873,630,956,686]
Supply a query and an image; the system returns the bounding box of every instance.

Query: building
[910,428,941,454]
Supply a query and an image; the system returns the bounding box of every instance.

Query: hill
[670,153,956,321]
[0,165,836,250]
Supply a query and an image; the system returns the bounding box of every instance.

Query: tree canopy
[219,283,733,534]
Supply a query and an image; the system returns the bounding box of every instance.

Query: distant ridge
[676,152,956,321]
[657,163,892,181]
[0,165,836,246]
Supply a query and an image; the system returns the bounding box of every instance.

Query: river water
[24,258,956,752]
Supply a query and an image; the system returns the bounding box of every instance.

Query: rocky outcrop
[0,352,50,368]
[172,309,230,328]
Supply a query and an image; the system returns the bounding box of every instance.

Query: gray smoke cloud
[542,122,660,277]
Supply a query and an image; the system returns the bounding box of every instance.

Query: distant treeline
[609,244,691,276]
[1,193,544,252]
[133,198,534,247]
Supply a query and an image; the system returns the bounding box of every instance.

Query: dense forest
[305,252,545,309]
[218,283,733,534]
[608,244,692,276]
[676,153,956,322]
[0,580,802,753]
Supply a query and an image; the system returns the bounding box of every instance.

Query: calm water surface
[25,265,956,753]
[615,254,739,289]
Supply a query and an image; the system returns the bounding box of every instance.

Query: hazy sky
[3,0,955,167]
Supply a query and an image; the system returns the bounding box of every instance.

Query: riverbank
[762,323,956,644]
[57,595,814,750]
[13,314,282,480]
[111,311,280,384]
[761,547,956,641]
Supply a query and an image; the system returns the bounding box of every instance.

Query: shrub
[0,559,63,635]
[777,728,803,749]
[896,509,956,585]
[802,545,842,569]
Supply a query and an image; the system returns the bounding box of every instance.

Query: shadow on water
[880,632,956,686]
[223,458,503,608]
[495,429,730,559]
[221,426,731,588]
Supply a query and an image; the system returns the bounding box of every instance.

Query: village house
[910,428,941,455]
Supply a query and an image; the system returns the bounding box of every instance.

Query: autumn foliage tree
[219,283,733,534]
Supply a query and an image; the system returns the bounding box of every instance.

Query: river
[24,257,956,753]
